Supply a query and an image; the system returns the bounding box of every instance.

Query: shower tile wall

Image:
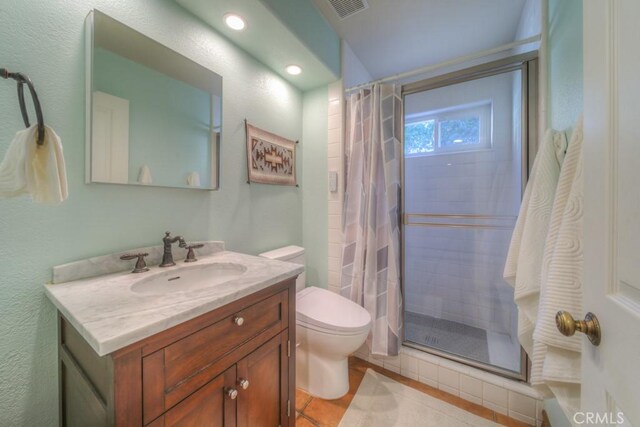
[327,81,344,294]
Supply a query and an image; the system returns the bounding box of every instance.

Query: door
[149,366,237,427]
[582,0,640,424]
[91,91,129,184]
[237,332,289,427]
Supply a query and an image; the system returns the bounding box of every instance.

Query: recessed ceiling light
[286,65,302,75]
[224,13,245,31]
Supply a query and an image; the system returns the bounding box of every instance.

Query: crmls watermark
[573,412,626,425]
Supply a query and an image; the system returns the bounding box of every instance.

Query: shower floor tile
[405,311,491,365]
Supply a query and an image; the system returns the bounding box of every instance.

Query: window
[404,101,492,156]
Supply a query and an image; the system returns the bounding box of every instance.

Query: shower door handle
[555,311,601,346]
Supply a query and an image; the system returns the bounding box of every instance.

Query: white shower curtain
[340,84,403,357]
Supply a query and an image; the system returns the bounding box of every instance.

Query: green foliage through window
[439,117,480,147]
[404,102,491,156]
[404,120,435,154]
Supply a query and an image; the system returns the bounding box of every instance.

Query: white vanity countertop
[44,251,303,356]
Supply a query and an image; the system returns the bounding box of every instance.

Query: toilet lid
[297,287,371,334]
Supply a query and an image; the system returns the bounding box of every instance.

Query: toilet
[260,246,371,399]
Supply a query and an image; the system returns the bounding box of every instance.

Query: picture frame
[245,121,297,186]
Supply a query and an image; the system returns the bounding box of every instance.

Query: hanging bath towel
[531,115,584,419]
[504,128,567,358]
[0,124,68,204]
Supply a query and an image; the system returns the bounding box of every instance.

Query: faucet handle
[184,244,204,263]
[120,253,150,273]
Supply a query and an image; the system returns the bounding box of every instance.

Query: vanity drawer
[142,289,288,424]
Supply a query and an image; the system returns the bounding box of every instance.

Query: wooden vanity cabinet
[58,278,296,427]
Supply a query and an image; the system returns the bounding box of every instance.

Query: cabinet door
[237,332,289,427]
[149,366,237,427]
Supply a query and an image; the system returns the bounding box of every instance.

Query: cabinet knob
[226,388,238,400]
[239,378,250,390]
[233,316,244,326]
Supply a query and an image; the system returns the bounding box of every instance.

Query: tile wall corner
[327,81,344,295]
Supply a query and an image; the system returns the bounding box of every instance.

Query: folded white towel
[504,128,567,357]
[187,171,200,187]
[0,124,68,204]
[137,165,152,185]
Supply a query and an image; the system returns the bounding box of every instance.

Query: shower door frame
[400,52,539,381]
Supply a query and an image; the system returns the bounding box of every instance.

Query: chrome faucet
[160,232,186,267]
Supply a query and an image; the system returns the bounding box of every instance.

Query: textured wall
[0,0,303,424]
[260,0,341,77]
[548,0,583,133]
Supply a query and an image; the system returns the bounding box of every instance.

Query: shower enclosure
[401,54,538,379]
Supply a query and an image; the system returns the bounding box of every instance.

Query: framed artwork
[245,121,297,186]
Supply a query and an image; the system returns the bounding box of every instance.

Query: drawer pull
[233,316,245,326]
[239,378,250,390]
[226,388,238,400]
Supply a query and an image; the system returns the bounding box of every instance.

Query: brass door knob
[233,316,244,326]
[555,311,601,346]
[226,388,238,400]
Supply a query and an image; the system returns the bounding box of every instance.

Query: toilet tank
[259,246,305,292]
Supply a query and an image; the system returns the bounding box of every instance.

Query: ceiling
[312,0,528,80]
[176,0,339,91]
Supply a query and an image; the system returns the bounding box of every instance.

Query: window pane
[439,117,480,147]
[405,120,435,154]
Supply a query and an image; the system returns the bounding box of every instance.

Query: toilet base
[296,346,349,400]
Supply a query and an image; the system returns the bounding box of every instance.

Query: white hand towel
[532,115,584,419]
[0,127,29,198]
[504,128,567,357]
[0,124,68,204]
[137,165,153,185]
[187,171,200,187]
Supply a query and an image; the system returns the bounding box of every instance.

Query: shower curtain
[340,84,403,357]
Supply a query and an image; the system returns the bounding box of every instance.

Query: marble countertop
[44,251,303,356]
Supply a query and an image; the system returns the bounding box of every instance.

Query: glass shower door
[402,60,533,377]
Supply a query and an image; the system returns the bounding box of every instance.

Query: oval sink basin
[131,263,247,295]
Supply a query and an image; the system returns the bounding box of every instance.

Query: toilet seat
[296,287,371,336]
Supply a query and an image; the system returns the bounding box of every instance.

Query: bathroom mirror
[85,10,221,190]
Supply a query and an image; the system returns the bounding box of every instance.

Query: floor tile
[303,397,349,427]
[296,388,312,412]
[298,356,534,427]
[296,414,319,426]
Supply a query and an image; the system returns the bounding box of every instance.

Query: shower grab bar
[405,213,517,220]
[404,222,514,230]
[403,213,516,230]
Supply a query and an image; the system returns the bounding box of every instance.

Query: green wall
[302,87,329,288]
[548,0,583,133]
[0,0,304,424]
[260,0,341,78]
[544,1,582,426]
[94,48,212,187]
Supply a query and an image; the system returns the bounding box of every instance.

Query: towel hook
[1,68,45,145]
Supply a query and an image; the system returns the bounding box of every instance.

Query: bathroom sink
[130,263,247,295]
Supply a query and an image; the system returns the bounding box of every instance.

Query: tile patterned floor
[295,357,533,427]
